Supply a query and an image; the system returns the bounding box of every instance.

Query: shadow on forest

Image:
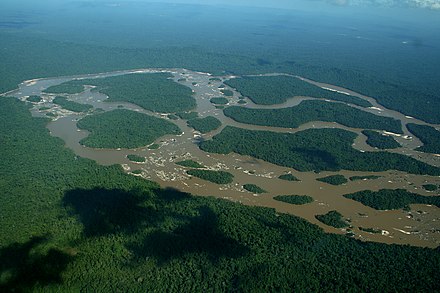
[63,187,248,265]
[0,236,72,291]
[63,187,162,237]
[128,206,249,265]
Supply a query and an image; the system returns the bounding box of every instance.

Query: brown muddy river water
[6,68,440,248]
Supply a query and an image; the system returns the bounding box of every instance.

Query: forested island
[187,169,234,184]
[77,109,181,149]
[317,175,348,186]
[53,96,93,113]
[273,195,313,205]
[52,73,196,113]
[225,75,372,107]
[175,160,205,169]
[278,174,300,181]
[224,100,403,133]
[362,130,401,149]
[187,116,222,134]
[44,83,85,94]
[243,184,267,194]
[344,189,440,210]
[200,126,440,175]
[315,211,349,228]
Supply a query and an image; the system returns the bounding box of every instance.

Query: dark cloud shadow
[128,206,249,265]
[63,187,161,237]
[0,236,73,292]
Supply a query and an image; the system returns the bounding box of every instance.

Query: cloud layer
[327,0,440,10]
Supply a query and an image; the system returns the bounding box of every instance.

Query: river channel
[5,68,440,248]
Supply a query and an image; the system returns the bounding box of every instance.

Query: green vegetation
[210,97,229,105]
[362,130,400,149]
[39,106,51,111]
[422,184,438,191]
[77,109,181,149]
[237,100,247,104]
[187,116,222,134]
[243,184,267,194]
[278,174,300,181]
[55,73,195,113]
[127,154,146,163]
[225,76,371,107]
[192,82,198,86]
[187,169,234,184]
[344,189,440,210]
[273,195,313,205]
[209,77,222,82]
[200,126,440,175]
[44,82,85,94]
[131,169,143,175]
[407,124,440,154]
[175,160,205,169]
[359,227,381,234]
[1,97,440,292]
[215,105,225,109]
[315,211,349,228]
[221,89,234,96]
[53,96,93,113]
[148,144,160,150]
[26,95,42,103]
[176,111,198,120]
[224,100,402,133]
[317,175,348,186]
[349,175,382,181]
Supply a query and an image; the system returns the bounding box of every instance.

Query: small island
[274,195,313,205]
[187,169,234,184]
[315,211,349,228]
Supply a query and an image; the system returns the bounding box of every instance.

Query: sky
[1,0,439,10]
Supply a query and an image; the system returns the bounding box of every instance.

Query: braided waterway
[6,68,440,248]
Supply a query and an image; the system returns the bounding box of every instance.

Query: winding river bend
[5,68,440,248]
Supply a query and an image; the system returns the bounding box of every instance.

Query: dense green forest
[1,31,438,123]
[200,126,440,175]
[52,96,93,113]
[224,76,372,107]
[44,82,85,94]
[210,97,229,105]
[344,189,440,210]
[224,100,403,133]
[186,169,234,184]
[407,124,440,154]
[187,116,222,134]
[127,154,146,163]
[273,195,313,205]
[1,95,440,291]
[317,175,348,186]
[175,160,205,169]
[77,109,181,149]
[315,211,349,228]
[278,174,300,181]
[243,184,267,194]
[26,95,42,103]
[362,130,401,149]
[422,184,438,192]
